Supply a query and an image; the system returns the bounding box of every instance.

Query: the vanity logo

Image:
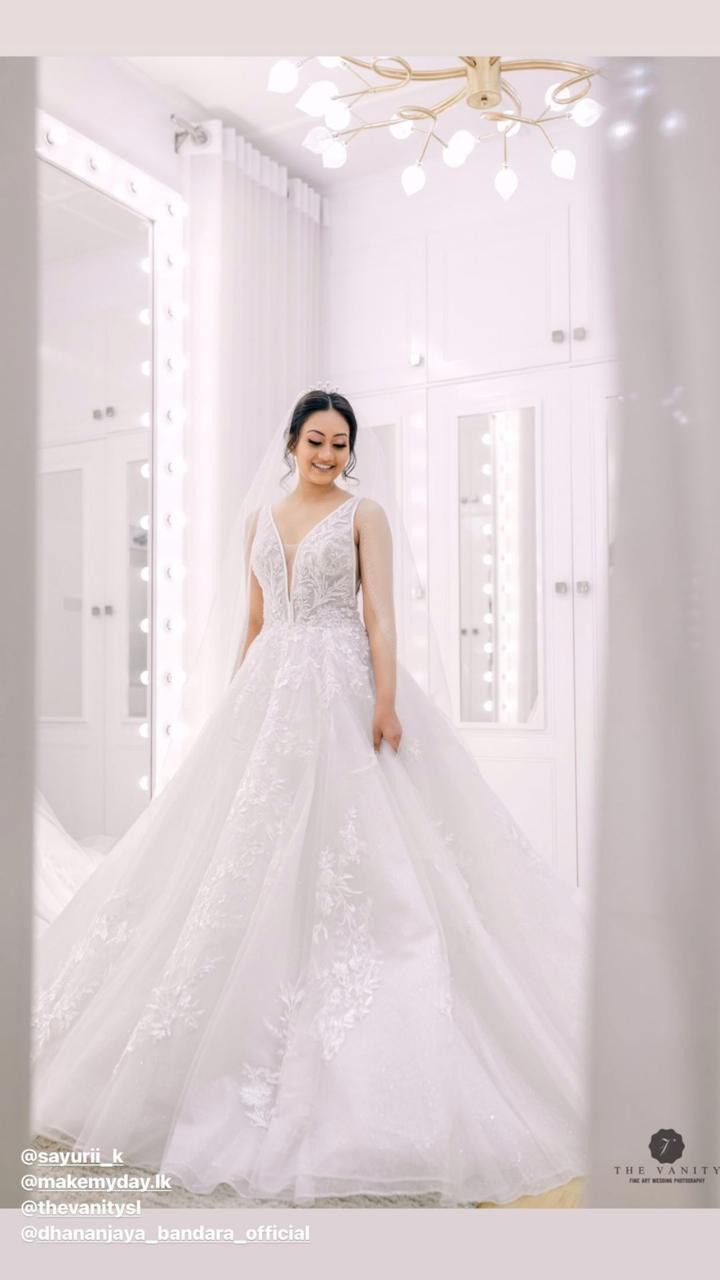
[649,1129,685,1164]
[614,1128,720,1188]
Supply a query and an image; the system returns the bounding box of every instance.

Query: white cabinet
[37,431,151,841]
[569,199,618,365]
[323,234,426,394]
[323,195,617,886]
[427,210,571,380]
[569,361,623,888]
[427,370,578,883]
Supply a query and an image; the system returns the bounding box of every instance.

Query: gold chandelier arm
[339,55,468,83]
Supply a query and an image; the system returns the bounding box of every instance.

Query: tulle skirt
[31,613,590,1205]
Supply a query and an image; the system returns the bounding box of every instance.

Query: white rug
[28,1136,470,1209]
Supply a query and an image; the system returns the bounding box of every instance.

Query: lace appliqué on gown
[239,805,383,1130]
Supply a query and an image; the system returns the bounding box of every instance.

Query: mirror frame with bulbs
[36,110,188,797]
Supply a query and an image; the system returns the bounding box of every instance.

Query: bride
[31,386,590,1207]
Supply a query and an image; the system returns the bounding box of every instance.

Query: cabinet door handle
[576,580,591,594]
[91,605,102,615]
[554,581,569,594]
[104,604,115,615]
[551,329,565,343]
[573,326,588,340]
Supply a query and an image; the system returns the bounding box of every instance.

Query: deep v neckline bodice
[268,494,356,602]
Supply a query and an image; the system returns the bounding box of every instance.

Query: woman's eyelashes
[308,439,347,450]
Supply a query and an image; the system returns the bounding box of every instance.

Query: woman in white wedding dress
[31,388,590,1207]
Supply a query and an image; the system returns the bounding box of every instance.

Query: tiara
[305,380,339,395]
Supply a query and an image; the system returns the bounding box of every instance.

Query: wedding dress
[31,492,590,1206]
[33,791,102,940]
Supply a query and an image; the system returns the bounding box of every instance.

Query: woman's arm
[357,498,403,752]
[233,508,263,677]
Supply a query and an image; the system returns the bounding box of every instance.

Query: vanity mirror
[35,113,187,844]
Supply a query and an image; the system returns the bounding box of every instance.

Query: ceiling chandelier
[267,56,606,198]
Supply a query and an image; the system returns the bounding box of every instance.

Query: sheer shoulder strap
[356,496,397,666]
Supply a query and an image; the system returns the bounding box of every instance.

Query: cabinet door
[37,441,106,839]
[104,430,153,837]
[427,209,571,381]
[428,370,579,884]
[323,234,426,395]
[569,198,618,364]
[570,361,622,890]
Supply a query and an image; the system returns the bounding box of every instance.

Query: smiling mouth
[312,463,335,471]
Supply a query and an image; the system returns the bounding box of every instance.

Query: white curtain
[179,120,328,664]
[588,58,720,1206]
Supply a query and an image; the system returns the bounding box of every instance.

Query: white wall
[0,56,36,1209]
[38,56,204,188]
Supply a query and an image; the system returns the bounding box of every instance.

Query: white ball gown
[32,493,590,1206]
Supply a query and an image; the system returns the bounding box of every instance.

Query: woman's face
[292,410,350,487]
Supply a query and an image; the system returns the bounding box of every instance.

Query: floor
[29,1136,585,1209]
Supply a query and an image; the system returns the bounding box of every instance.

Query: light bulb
[317,56,342,68]
[45,125,68,147]
[447,129,476,157]
[140,462,150,479]
[401,164,426,196]
[141,360,151,376]
[571,98,603,127]
[138,722,149,738]
[496,111,521,137]
[297,80,338,117]
[139,775,150,792]
[545,82,570,112]
[494,165,519,200]
[139,514,150,531]
[138,308,151,325]
[139,257,151,274]
[140,412,151,428]
[484,612,493,624]
[321,139,348,169]
[140,670,149,686]
[483,700,494,712]
[551,148,576,180]
[139,617,149,633]
[442,144,467,168]
[140,566,151,583]
[302,125,333,154]
[324,99,351,130]
[483,672,494,684]
[389,115,413,140]
[483,583,493,595]
[267,59,299,93]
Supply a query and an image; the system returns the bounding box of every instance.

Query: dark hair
[282,389,358,487]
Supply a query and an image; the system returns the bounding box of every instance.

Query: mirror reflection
[37,159,153,846]
[458,408,540,724]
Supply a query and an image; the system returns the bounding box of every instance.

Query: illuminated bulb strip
[36,110,188,794]
[494,413,521,721]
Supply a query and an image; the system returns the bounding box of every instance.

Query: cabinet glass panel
[38,468,84,718]
[458,408,539,724]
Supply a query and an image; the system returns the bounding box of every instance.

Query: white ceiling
[124,55,603,193]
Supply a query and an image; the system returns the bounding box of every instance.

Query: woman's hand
[372,702,403,753]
